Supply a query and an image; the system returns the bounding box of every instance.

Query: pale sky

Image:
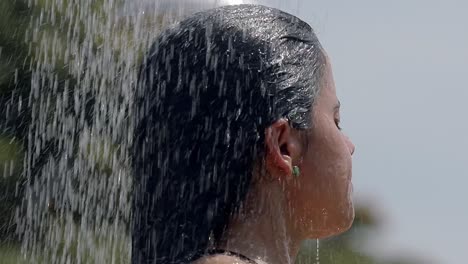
[255,0,467,263]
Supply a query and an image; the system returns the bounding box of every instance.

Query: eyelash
[335,119,342,130]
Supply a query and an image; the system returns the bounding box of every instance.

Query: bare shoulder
[192,254,250,264]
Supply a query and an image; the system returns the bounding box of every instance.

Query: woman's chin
[308,206,355,239]
[338,201,355,233]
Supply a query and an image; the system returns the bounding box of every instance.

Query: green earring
[292,166,300,178]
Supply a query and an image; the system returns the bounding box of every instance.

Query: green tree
[0,0,33,242]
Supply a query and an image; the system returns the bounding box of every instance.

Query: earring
[292,166,300,178]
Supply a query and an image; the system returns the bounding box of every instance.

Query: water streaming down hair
[132,5,326,263]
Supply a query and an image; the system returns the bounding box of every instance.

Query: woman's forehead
[315,61,338,109]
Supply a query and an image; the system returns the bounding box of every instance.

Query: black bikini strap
[206,249,258,264]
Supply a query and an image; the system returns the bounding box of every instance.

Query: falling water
[13,0,251,262]
[316,239,320,264]
[18,0,141,261]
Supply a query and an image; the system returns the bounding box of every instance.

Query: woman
[132,4,355,264]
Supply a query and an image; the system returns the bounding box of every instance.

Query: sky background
[250,0,468,263]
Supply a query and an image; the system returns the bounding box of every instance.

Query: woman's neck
[217,183,302,264]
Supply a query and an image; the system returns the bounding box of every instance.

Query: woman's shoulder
[192,254,251,264]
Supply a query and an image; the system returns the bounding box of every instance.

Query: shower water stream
[316,239,320,264]
[16,0,248,262]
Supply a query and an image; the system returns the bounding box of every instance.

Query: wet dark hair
[132,4,326,264]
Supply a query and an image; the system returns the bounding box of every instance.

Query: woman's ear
[264,119,302,181]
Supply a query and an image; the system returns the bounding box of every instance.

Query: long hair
[131,4,326,263]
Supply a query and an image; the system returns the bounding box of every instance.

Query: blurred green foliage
[0,136,22,240]
[0,0,32,138]
[0,244,26,264]
[0,0,31,244]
